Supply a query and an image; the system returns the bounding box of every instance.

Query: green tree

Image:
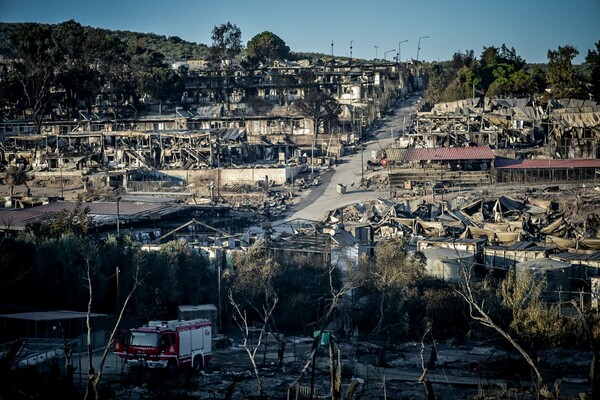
[9,23,55,134]
[487,74,512,98]
[0,237,35,291]
[0,64,23,119]
[424,63,448,103]
[547,44,585,99]
[4,165,33,196]
[500,270,566,348]
[293,88,340,173]
[439,66,479,101]
[246,31,290,66]
[357,239,425,339]
[93,30,134,119]
[227,239,280,315]
[510,69,535,97]
[226,239,281,397]
[136,65,185,113]
[272,252,335,331]
[52,20,129,117]
[26,197,92,240]
[210,22,242,63]
[133,239,214,321]
[476,44,529,97]
[210,22,242,110]
[293,89,340,135]
[586,40,600,101]
[52,20,94,116]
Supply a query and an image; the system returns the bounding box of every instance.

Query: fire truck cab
[114,318,212,371]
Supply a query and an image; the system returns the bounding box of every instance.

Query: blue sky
[2,0,599,64]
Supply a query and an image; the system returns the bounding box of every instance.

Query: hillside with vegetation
[423,43,598,104]
[0,22,211,61]
[0,22,335,63]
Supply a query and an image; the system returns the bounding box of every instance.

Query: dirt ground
[103,335,591,400]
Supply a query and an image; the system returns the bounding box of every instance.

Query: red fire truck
[114,319,212,371]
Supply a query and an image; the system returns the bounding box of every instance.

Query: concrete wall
[162,165,305,186]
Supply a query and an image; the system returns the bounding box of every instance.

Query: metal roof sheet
[0,201,180,230]
[485,241,549,252]
[495,158,600,169]
[552,251,600,262]
[0,310,110,321]
[400,146,494,162]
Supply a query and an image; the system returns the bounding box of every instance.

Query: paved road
[280,95,421,223]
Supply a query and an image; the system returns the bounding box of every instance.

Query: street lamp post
[374,45,378,60]
[398,40,408,64]
[398,40,408,99]
[350,40,353,60]
[384,49,396,61]
[116,196,121,236]
[416,36,429,64]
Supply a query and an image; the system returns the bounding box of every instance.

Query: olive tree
[458,268,559,399]
[356,238,425,339]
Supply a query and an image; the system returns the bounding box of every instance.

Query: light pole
[384,49,396,61]
[398,40,408,99]
[116,196,121,236]
[398,40,408,64]
[374,45,378,60]
[416,36,429,64]
[350,40,353,61]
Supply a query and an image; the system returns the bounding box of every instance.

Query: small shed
[483,241,552,271]
[0,310,114,349]
[550,250,600,278]
[178,304,219,334]
[416,237,486,265]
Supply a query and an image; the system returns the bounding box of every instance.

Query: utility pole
[416,36,429,64]
[116,196,121,236]
[360,127,364,187]
[398,40,408,64]
[398,40,408,98]
[384,49,396,61]
[374,45,378,60]
[350,40,353,61]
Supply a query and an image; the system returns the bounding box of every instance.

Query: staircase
[182,147,210,168]
[125,149,153,168]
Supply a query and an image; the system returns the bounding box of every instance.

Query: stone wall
[164,165,305,186]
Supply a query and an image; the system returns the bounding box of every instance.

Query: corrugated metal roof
[552,251,600,262]
[330,230,359,247]
[0,310,110,321]
[399,146,494,162]
[486,241,549,252]
[195,105,223,118]
[495,158,600,169]
[214,128,246,141]
[0,201,181,230]
[418,237,486,245]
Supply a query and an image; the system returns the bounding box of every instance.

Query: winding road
[280,95,421,223]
